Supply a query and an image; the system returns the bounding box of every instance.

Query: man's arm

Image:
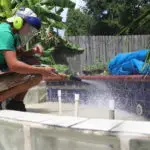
[4,50,54,75]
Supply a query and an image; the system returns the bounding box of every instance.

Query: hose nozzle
[68,75,81,82]
[53,70,81,82]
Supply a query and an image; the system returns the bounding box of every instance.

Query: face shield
[19,24,39,47]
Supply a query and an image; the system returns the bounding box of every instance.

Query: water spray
[53,70,82,82]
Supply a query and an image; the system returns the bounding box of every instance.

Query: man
[0,7,65,111]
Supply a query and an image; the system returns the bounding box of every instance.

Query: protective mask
[19,24,38,47]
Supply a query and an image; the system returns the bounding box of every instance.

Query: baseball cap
[7,7,37,22]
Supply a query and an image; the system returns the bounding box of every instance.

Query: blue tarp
[108,49,150,75]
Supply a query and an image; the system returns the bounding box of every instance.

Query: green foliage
[55,36,84,55]
[141,50,150,74]
[0,0,12,18]
[83,0,150,35]
[38,24,84,65]
[82,59,109,75]
[66,8,95,36]
[40,0,75,8]
[51,64,68,73]
[0,0,85,67]
[83,60,107,71]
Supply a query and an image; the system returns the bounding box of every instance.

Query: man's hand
[43,73,67,81]
[42,67,56,76]
[41,67,67,81]
[32,44,44,55]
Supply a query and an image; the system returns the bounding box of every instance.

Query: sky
[74,0,86,9]
[55,0,86,36]
[61,0,86,22]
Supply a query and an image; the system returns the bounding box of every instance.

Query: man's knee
[0,74,42,102]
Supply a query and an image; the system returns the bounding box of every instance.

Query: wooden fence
[66,35,150,73]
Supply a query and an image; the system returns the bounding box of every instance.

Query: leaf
[35,4,62,21]
[56,8,64,15]
[49,12,62,22]
[39,57,55,65]
[27,0,34,6]
[47,18,67,29]
[43,47,55,56]
[0,0,12,17]
[0,12,5,17]
[40,0,75,9]
[51,64,68,73]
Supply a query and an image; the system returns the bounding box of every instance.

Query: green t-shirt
[0,23,20,69]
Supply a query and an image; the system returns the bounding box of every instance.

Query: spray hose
[33,65,82,81]
[66,75,81,82]
[53,70,81,82]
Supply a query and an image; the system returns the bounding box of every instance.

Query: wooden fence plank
[66,35,150,73]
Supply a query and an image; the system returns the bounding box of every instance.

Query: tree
[65,8,95,36]
[83,0,150,35]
